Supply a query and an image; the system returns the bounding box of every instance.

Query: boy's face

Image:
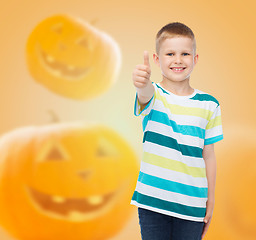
[153,36,198,84]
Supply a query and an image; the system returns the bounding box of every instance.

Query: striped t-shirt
[130,81,224,222]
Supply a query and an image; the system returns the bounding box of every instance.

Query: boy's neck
[160,78,194,96]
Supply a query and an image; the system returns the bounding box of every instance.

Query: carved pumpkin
[0,122,138,240]
[26,15,121,99]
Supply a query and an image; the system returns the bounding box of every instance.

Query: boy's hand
[132,51,151,88]
[201,200,215,239]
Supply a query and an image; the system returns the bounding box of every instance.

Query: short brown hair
[155,22,196,55]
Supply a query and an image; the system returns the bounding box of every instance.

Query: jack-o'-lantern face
[0,123,138,240]
[26,15,121,99]
[36,21,96,80]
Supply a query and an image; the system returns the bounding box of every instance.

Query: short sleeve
[204,105,224,145]
[134,86,156,117]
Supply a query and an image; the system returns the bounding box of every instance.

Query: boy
[130,22,223,240]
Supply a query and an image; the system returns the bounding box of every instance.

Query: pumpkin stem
[90,18,98,25]
[47,109,60,123]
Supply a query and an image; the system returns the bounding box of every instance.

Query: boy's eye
[167,53,190,56]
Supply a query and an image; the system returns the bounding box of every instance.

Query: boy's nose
[174,56,182,63]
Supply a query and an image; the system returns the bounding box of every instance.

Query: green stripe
[143,152,206,178]
[132,191,206,218]
[143,131,203,158]
[206,115,222,129]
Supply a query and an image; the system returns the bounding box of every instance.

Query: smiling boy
[131,22,223,240]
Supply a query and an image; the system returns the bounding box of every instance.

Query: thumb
[144,50,150,67]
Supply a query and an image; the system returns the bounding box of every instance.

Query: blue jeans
[138,207,205,240]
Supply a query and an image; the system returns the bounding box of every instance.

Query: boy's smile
[153,36,198,84]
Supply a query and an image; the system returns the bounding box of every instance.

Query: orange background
[0,0,255,239]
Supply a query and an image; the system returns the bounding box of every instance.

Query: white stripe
[205,125,223,138]
[135,181,207,207]
[140,161,208,187]
[130,201,204,222]
[146,120,204,148]
[215,106,221,117]
[171,114,208,128]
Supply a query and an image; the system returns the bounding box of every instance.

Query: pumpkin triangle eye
[37,141,69,162]
[76,36,93,51]
[51,23,63,34]
[97,137,119,158]
[46,146,66,161]
[97,145,107,157]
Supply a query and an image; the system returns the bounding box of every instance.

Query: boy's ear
[194,54,199,65]
[153,53,160,67]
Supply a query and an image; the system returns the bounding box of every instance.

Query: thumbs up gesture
[132,51,151,89]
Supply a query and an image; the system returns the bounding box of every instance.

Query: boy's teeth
[172,68,184,71]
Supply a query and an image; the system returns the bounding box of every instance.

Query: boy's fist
[132,51,151,88]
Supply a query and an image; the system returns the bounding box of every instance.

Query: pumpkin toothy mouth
[26,183,127,222]
[36,44,92,80]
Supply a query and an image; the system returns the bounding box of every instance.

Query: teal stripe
[150,110,205,139]
[190,93,219,106]
[142,114,151,132]
[132,191,206,218]
[143,131,203,158]
[204,134,224,145]
[138,171,208,198]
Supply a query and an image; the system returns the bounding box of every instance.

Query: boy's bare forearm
[203,144,217,202]
[205,154,216,201]
[136,82,155,105]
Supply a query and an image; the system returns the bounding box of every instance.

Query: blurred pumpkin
[205,126,256,240]
[26,15,121,100]
[0,122,138,240]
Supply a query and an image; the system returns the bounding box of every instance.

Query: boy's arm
[201,144,217,240]
[202,143,216,202]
